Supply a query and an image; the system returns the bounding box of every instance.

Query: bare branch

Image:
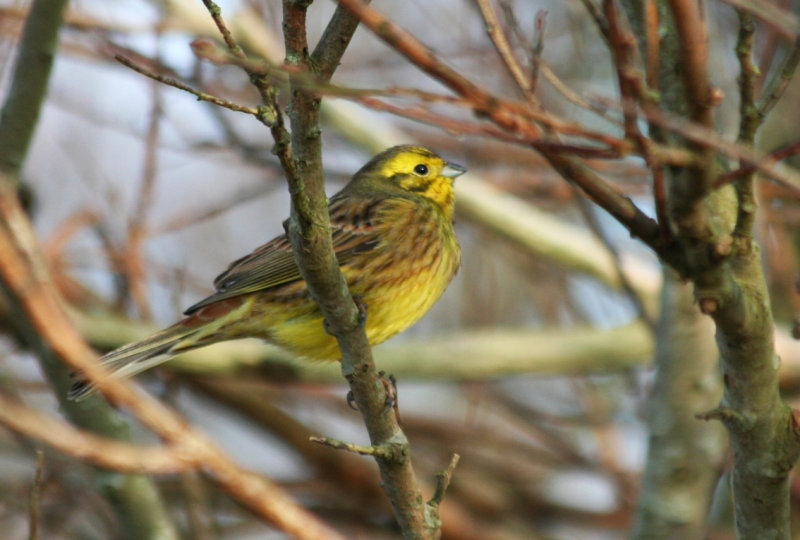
[114,54,260,115]
[734,9,759,235]
[0,0,68,181]
[428,453,460,507]
[0,395,193,474]
[757,36,800,118]
[475,0,537,102]
[28,450,44,540]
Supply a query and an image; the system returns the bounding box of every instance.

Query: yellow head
[349,145,466,215]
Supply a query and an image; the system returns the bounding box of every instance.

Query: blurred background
[1,0,800,538]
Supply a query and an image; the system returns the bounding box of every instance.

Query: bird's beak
[441,162,466,178]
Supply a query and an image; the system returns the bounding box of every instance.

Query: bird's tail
[68,322,204,401]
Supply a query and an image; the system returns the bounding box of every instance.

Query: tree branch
[277,1,438,536]
[0,0,67,181]
[0,394,194,474]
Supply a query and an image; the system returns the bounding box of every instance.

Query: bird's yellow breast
[254,196,460,361]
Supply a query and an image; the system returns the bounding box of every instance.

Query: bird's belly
[259,258,454,362]
[359,266,449,346]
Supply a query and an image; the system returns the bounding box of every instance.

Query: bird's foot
[379,371,399,418]
[352,294,367,327]
[345,372,400,421]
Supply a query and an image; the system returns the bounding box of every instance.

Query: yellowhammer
[70,145,465,399]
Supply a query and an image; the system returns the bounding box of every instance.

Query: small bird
[70,145,464,399]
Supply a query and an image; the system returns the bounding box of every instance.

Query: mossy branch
[280,1,438,536]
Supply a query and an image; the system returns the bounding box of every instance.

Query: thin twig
[603,0,643,139]
[606,96,800,192]
[644,0,660,91]
[28,449,44,540]
[114,54,259,115]
[428,453,460,507]
[579,0,610,40]
[199,0,247,58]
[475,0,536,102]
[529,10,547,93]
[734,9,760,235]
[757,35,800,118]
[715,139,800,187]
[125,39,165,320]
[309,436,397,459]
[574,192,656,330]
[539,61,624,126]
[353,96,626,158]
[754,0,792,93]
[0,394,192,473]
[717,0,796,41]
[652,165,671,239]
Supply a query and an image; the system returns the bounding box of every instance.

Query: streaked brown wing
[183,194,385,314]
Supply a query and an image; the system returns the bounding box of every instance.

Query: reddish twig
[603,0,643,139]
[715,139,800,188]
[668,0,713,127]
[644,0,660,91]
[0,394,193,473]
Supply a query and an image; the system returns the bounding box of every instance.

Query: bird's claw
[346,390,359,410]
[353,294,367,328]
[344,372,399,420]
[379,371,399,418]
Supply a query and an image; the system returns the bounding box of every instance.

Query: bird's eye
[414,164,429,176]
